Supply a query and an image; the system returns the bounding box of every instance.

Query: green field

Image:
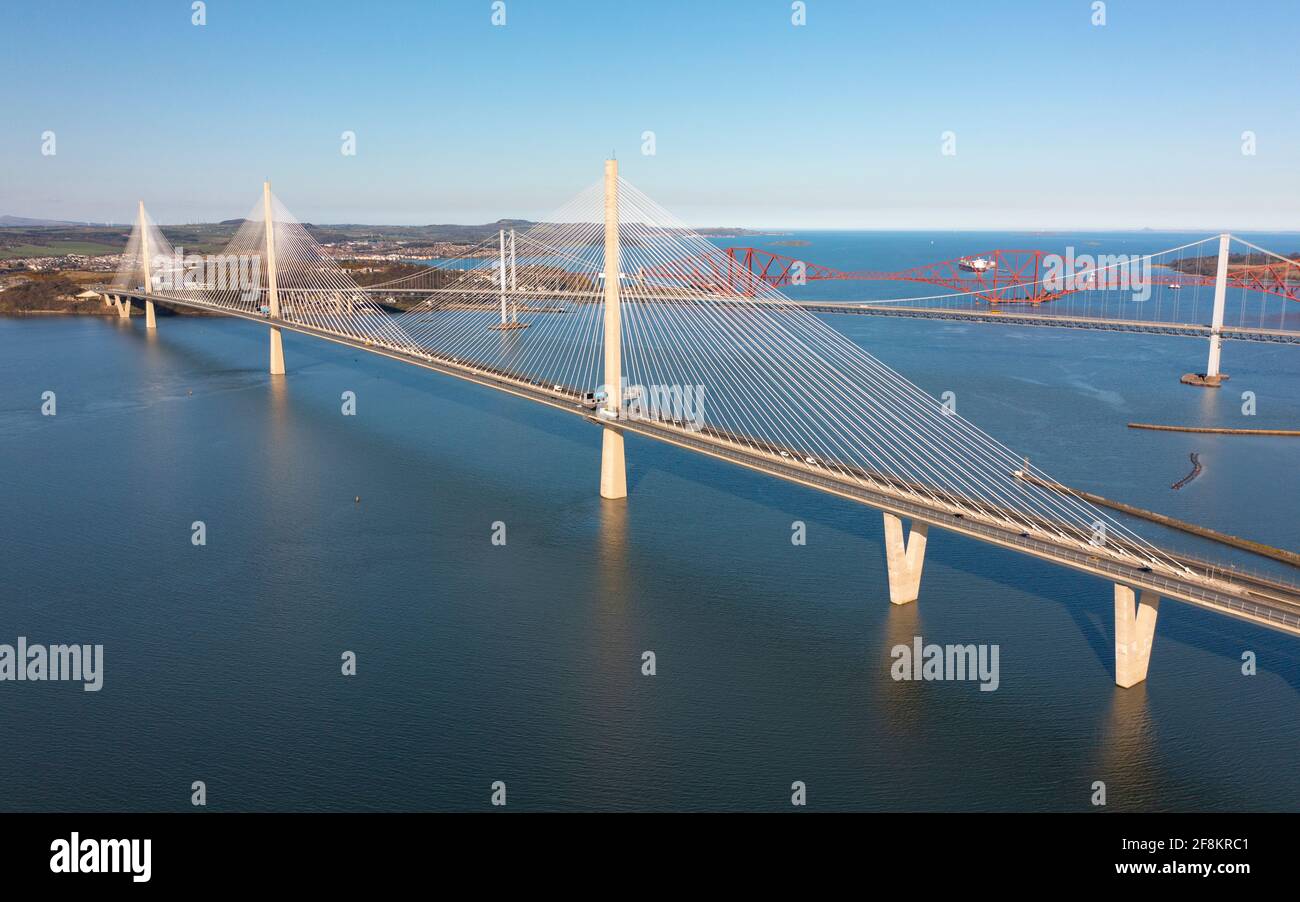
[0,240,123,260]
[0,216,765,262]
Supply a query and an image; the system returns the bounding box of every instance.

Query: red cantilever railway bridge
[644,246,1300,305]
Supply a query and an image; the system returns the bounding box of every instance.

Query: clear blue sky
[3,0,1297,229]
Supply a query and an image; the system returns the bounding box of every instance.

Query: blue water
[2,232,1298,811]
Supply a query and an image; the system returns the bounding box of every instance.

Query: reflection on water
[596,497,629,605]
[1,267,1297,812]
[267,370,289,421]
[1096,682,1162,808]
[1195,373,1221,424]
[881,599,926,737]
[1101,682,1157,766]
[589,495,632,705]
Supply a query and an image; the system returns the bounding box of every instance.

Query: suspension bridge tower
[1182,232,1231,387]
[139,201,156,329]
[263,180,286,375]
[599,159,627,499]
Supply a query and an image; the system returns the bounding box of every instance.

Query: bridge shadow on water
[310,324,1300,696]
[124,318,1300,696]
[109,315,283,382]
[612,427,1300,697]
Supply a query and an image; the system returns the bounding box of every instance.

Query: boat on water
[959,256,997,274]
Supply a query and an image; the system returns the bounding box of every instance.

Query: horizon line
[5,215,1300,236]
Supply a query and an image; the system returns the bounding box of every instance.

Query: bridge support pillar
[509,228,519,323]
[263,181,286,376]
[269,327,285,375]
[1206,233,1230,380]
[1114,584,1160,688]
[598,158,627,500]
[883,512,927,605]
[1183,233,1231,387]
[139,201,155,329]
[498,228,508,326]
[600,427,627,500]
[117,296,130,319]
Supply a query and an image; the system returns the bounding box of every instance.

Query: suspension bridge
[652,240,1300,384]
[693,244,1300,305]
[343,227,1300,381]
[93,162,1300,689]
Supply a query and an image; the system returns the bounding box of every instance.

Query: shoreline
[1016,472,1300,568]
[1129,422,1300,437]
[0,309,118,317]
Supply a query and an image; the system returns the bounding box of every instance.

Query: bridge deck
[803,303,1300,345]
[108,288,1300,637]
[360,287,1300,345]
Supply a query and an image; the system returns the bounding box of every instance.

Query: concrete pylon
[488,228,526,331]
[263,181,285,375]
[1206,232,1230,379]
[509,228,518,323]
[599,159,627,500]
[139,201,156,329]
[1114,584,1160,688]
[498,228,508,325]
[882,512,928,604]
[117,294,130,319]
[1181,233,1232,387]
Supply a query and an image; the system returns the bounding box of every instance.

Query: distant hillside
[0,217,773,261]
[0,215,95,227]
[0,275,109,314]
[1165,251,1300,277]
[302,220,539,245]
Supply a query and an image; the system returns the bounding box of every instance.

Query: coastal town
[0,228,493,312]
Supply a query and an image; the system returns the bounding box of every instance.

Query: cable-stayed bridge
[93,164,1300,690]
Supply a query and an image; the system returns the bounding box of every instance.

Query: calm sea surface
[2,230,1297,811]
